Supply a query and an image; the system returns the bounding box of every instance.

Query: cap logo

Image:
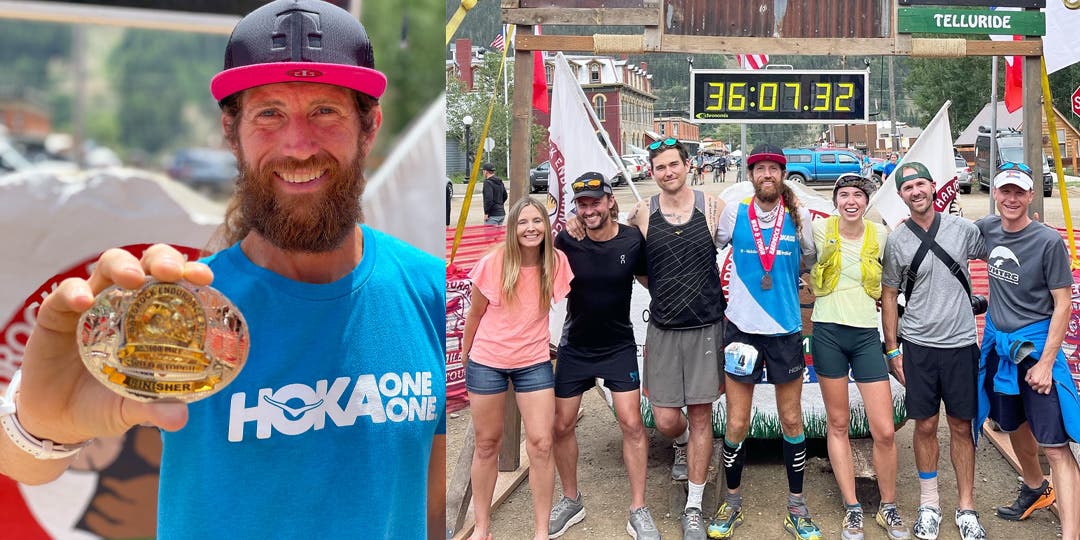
[287,69,323,78]
[272,9,322,60]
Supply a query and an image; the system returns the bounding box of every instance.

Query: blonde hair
[501,198,558,312]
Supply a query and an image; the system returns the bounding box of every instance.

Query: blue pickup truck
[782,148,863,184]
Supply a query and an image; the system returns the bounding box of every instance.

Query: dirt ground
[447,170,1080,539]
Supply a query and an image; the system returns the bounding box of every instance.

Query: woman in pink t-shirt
[463,197,573,540]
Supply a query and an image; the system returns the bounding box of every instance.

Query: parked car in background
[166,148,238,196]
[783,148,862,184]
[529,161,550,193]
[954,154,973,194]
[624,154,650,180]
[614,156,644,185]
[974,130,1053,197]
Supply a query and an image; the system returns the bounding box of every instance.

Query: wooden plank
[512,33,1043,56]
[447,421,476,534]
[450,442,533,540]
[981,420,1060,518]
[502,7,657,25]
[499,387,522,471]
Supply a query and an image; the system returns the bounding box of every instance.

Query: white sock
[675,425,690,445]
[686,481,705,510]
[919,474,939,509]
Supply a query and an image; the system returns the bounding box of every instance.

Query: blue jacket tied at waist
[976,314,1080,445]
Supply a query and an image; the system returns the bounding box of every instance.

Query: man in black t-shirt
[548,172,657,539]
[481,162,507,225]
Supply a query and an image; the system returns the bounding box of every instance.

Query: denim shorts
[466,359,555,395]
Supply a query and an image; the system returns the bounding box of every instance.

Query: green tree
[109,30,225,155]
[447,52,547,170]
[906,56,991,139]
[365,0,444,139]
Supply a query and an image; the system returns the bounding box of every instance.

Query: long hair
[501,197,557,312]
[779,181,803,238]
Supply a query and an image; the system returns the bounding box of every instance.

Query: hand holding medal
[77,279,249,402]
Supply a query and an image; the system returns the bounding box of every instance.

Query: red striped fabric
[737,53,769,70]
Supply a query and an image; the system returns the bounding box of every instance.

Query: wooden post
[509,24,535,205]
[1022,38,1043,220]
[498,387,521,471]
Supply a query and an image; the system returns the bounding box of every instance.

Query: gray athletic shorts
[643,320,725,407]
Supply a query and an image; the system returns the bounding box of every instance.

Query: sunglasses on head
[572,178,603,192]
[647,138,678,151]
[998,161,1032,175]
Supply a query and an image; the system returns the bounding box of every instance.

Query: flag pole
[563,53,642,202]
[989,56,998,216]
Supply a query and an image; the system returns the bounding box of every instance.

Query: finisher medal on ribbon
[748,198,785,292]
[77,280,249,402]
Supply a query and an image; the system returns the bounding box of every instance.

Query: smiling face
[750,160,785,203]
[574,195,613,231]
[834,186,868,223]
[649,148,689,194]
[994,183,1033,223]
[516,204,546,250]
[898,174,935,217]
[228,82,381,252]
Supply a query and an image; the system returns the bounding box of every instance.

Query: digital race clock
[691,70,869,124]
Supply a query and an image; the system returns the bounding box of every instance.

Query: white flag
[547,52,618,233]
[1045,1,1080,74]
[869,101,957,228]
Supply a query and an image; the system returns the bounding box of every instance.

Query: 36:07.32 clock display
[691,70,869,124]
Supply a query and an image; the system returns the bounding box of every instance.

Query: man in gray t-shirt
[880,162,988,540]
[975,165,1079,538]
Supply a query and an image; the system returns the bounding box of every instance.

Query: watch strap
[0,370,90,460]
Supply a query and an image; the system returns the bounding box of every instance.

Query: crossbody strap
[903,214,972,303]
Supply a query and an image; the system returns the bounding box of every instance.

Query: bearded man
[0,2,445,539]
[707,143,821,540]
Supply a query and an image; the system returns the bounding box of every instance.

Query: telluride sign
[898,7,1045,35]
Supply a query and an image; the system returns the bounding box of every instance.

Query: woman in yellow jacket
[809,173,910,540]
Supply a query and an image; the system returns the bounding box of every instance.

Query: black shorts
[555,344,640,399]
[985,352,1072,447]
[902,340,979,420]
[724,320,805,385]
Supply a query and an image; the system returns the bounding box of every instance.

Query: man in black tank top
[633,140,726,539]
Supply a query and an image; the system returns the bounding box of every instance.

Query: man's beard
[583,209,610,230]
[753,178,780,203]
[235,151,366,253]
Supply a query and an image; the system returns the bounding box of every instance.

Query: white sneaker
[954,509,987,540]
[912,505,941,540]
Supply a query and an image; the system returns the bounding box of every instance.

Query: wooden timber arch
[501,0,1047,217]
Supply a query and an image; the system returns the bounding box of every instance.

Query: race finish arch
[501,0,1049,441]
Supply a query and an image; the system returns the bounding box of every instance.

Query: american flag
[736,54,769,70]
[489,30,505,52]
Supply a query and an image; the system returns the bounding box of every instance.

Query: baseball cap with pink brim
[210,0,387,103]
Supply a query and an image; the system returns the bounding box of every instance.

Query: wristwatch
[0,370,90,459]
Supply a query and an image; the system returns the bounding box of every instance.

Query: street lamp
[463,115,474,178]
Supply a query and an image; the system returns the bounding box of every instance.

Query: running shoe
[912,505,941,540]
[626,506,661,539]
[783,512,823,540]
[875,505,911,539]
[996,479,1055,521]
[841,508,863,540]
[681,507,707,540]
[548,493,585,538]
[954,509,987,540]
[672,442,689,481]
[707,501,743,538]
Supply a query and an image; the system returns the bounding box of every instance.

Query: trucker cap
[746,144,787,168]
[210,0,387,102]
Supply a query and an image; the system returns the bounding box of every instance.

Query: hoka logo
[227,371,438,442]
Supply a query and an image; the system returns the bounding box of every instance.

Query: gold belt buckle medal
[77,280,249,402]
